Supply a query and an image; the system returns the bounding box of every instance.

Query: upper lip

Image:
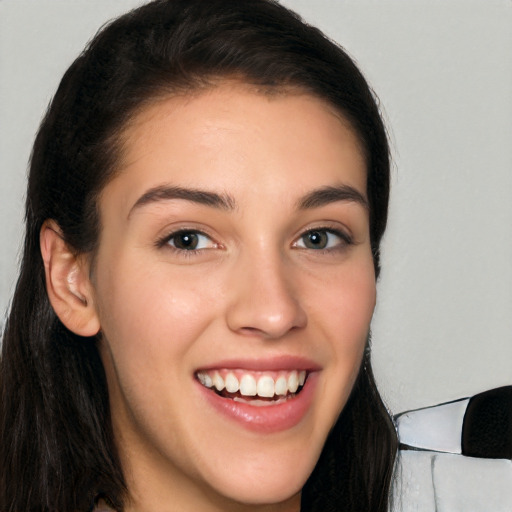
[195,355,321,373]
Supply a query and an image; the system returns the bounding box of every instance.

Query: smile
[194,359,319,432]
[196,369,307,404]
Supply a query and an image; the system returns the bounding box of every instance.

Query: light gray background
[1,0,511,414]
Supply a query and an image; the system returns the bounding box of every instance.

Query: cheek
[93,258,225,445]
[310,258,375,394]
[313,258,376,343]
[93,255,221,371]
[336,269,375,344]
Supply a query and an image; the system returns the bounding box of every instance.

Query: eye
[165,230,216,251]
[294,228,350,250]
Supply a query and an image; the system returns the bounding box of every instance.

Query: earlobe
[40,220,100,337]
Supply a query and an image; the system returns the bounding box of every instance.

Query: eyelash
[156,226,352,256]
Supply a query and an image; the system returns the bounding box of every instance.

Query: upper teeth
[197,370,307,398]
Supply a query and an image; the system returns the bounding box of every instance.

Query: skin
[42,83,376,512]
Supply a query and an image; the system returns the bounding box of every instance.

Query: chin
[213,477,303,507]
[201,450,317,507]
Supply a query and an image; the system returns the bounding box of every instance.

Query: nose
[225,250,307,339]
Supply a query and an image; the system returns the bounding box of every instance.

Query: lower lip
[196,373,318,433]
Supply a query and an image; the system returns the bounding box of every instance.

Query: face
[90,84,376,511]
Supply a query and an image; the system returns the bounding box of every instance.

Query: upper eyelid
[294,225,352,242]
[296,227,351,242]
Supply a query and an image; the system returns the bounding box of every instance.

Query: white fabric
[396,398,469,454]
[393,451,512,512]
[392,451,436,512]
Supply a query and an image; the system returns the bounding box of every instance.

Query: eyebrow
[129,185,237,217]
[297,185,369,210]
[129,183,368,218]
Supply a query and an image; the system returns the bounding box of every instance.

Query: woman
[0,1,397,510]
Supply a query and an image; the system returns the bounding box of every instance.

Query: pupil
[176,232,198,250]
[306,231,327,249]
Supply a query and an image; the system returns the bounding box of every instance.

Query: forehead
[107,82,367,209]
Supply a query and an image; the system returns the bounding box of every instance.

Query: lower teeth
[215,386,303,404]
[233,395,293,406]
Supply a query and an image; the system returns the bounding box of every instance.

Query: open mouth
[196,369,308,406]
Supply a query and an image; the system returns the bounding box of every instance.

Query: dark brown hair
[0,1,396,510]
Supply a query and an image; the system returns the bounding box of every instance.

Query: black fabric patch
[462,386,512,459]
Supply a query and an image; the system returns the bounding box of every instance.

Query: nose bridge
[225,244,307,339]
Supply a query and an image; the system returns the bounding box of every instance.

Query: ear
[40,220,100,337]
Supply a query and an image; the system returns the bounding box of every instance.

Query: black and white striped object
[396,386,512,459]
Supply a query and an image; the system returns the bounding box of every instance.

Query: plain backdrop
[1,0,511,414]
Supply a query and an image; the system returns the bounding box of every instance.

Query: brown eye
[167,231,215,251]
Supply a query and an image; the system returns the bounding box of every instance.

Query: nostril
[238,326,267,336]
